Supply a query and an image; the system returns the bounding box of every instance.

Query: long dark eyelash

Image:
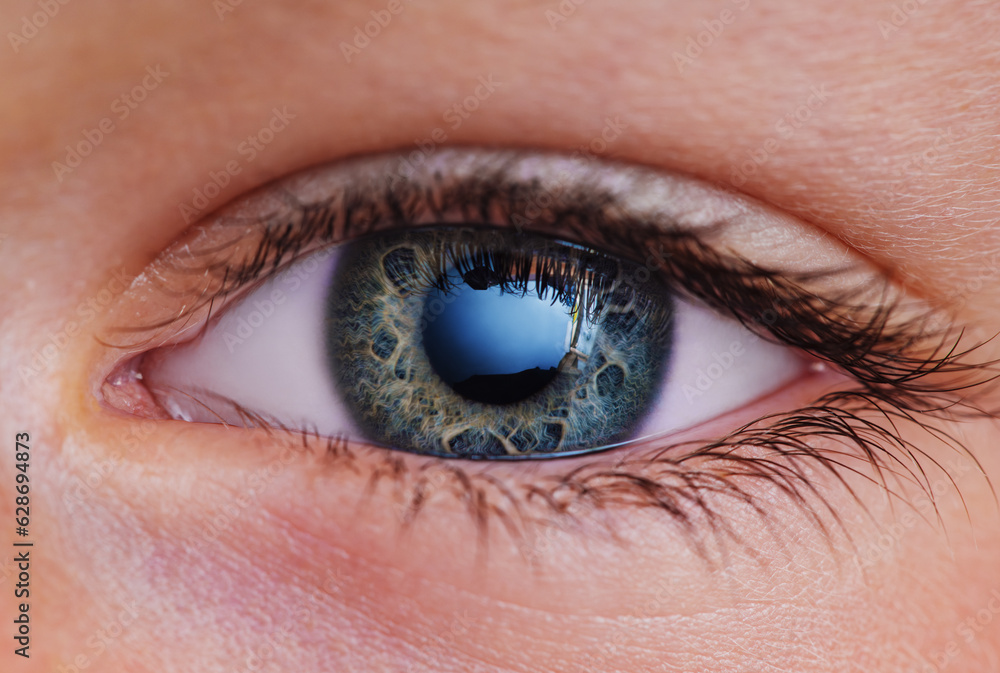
[107,155,999,563]
[386,232,656,325]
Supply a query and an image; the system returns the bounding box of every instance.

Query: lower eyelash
[432,388,985,565]
[153,374,990,567]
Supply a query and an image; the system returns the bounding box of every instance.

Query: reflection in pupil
[421,266,595,405]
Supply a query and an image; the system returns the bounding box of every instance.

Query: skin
[2,0,1000,671]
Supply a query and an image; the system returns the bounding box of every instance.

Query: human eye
[123,150,809,459]
[97,147,985,550]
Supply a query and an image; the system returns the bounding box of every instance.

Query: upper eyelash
[102,150,998,564]
[381,230,666,329]
[122,153,974,392]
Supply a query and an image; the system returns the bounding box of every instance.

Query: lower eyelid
[88,312,976,574]
[158,360,846,504]
[160,374,849,574]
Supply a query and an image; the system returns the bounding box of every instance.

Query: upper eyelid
[114,147,871,315]
[220,147,849,268]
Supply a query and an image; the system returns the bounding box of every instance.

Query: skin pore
[3,0,1000,671]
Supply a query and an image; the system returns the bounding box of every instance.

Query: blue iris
[326,228,674,458]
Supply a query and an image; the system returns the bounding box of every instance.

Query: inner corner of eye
[137,227,807,460]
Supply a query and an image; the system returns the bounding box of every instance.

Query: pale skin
[2,0,1000,671]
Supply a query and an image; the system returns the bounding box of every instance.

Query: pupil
[421,267,592,405]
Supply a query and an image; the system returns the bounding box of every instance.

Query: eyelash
[103,152,993,561]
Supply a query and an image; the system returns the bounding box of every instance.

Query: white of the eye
[637,299,803,439]
[146,248,356,435]
[147,249,804,443]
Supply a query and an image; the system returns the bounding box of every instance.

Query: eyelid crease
[94,147,1000,565]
